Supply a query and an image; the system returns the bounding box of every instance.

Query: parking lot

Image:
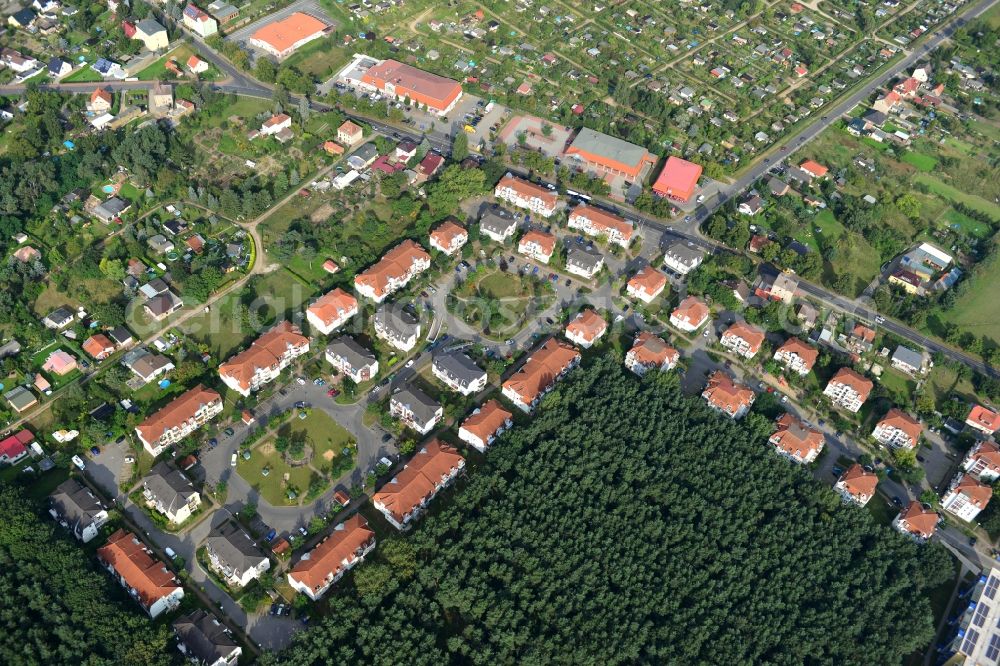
[88,436,132,500]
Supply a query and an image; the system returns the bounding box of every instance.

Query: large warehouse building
[349,57,463,116]
[563,127,657,182]
[249,12,329,59]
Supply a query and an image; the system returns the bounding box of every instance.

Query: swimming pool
[101,184,115,193]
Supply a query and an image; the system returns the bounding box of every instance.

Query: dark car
[208,438,218,448]
[892,496,903,507]
[916,455,925,463]
[278,388,288,396]
[224,427,235,437]
[265,528,277,542]
[831,466,843,477]
[971,536,979,547]
[90,446,100,456]
[382,433,393,443]
[294,401,306,409]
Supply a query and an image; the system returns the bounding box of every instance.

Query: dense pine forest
[0,485,175,666]
[271,357,953,665]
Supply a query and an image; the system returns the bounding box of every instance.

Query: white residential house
[662,242,705,275]
[458,400,513,452]
[431,352,487,396]
[204,522,271,589]
[963,440,1000,483]
[390,386,442,435]
[822,368,873,413]
[941,474,992,522]
[373,304,420,352]
[49,478,109,543]
[142,463,202,525]
[871,409,922,450]
[306,288,358,336]
[325,337,379,384]
[218,322,310,397]
[494,173,559,217]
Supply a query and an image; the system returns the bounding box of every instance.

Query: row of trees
[269,358,952,665]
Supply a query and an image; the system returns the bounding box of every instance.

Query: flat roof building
[652,156,702,202]
[359,58,463,116]
[563,127,656,181]
[250,12,329,59]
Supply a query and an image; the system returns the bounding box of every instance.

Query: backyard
[179,270,316,359]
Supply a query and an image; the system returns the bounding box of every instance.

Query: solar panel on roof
[963,628,981,655]
[986,576,1000,600]
[986,633,1000,661]
[974,602,991,628]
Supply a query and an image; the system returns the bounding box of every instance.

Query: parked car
[298,526,308,536]
[230,453,237,467]
[165,547,177,559]
[124,456,135,464]
[90,446,100,456]
[294,401,307,409]
[71,455,86,470]
[327,387,340,397]
[208,438,218,448]
[382,433,393,443]
[224,427,235,436]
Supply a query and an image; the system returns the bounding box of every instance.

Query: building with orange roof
[834,464,878,506]
[823,367,873,413]
[567,204,634,247]
[651,156,702,202]
[82,333,116,360]
[458,399,513,452]
[495,173,559,218]
[702,371,755,419]
[502,338,581,412]
[186,54,208,74]
[720,321,765,359]
[625,332,678,376]
[249,12,328,59]
[260,113,291,136]
[323,140,344,155]
[769,413,824,464]
[12,245,40,263]
[336,120,363,146]
[966,404,1000,435]
[872,408,922,450]
[353,239,431,302]
[773,337,818,376]
[563,127,657,183]
[306,288,358,336]
[626,266,668,303]
[893,501,939,542]
[846,323,876,355]
[87,87,113,113]
[42,349,78,376]
[670,296,710,333]
[941,473,992,522]
[963,440,1000,483]
[429,220,468,256]
[564,308,607,349]
[288,515,376,600]
[517,229,557,264]
[798,159,828,179]
[219,322,310,396]
[358,58,463,116]
[135,384,222,456]
[373,439,466,530]
[97,530,184,618]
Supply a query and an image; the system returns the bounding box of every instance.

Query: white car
[405,359,414,368]
[230,453,237,467]
[71,455,86,470]
[165,547,177,559]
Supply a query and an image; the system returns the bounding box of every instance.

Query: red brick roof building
[97,530,183,618]
[835,464,879,506]
[502,339,581,412]
[702,371,755,419]
[769,413,824,464]
[651,156,702,202]
[218,322,310,396]
[372,440,466,529]
[458,399,513,452]
[353,240,431,302]
[287,515,376,600]
[360,59,463,115]
[626,266,668,303]
[625,332,678,376]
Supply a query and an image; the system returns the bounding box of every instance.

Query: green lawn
[942,208,991,239]
[31,343,83,389]
[866,494,897,526]
[236,439,314,506]
[62,67,104,83]
[929,235,1000,346]
[180,270,316,358]
[137,45,196,81]
[478,271,524,298]
[280,37,349,79]
[914,173,1000,222]
[282,410,356,475]
[927,364,978,404]
[901,152,938,172]
[878,369,916,404]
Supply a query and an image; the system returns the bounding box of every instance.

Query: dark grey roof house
[49,478,109,543]
[432,351,487,395]
[173,610,242,666]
